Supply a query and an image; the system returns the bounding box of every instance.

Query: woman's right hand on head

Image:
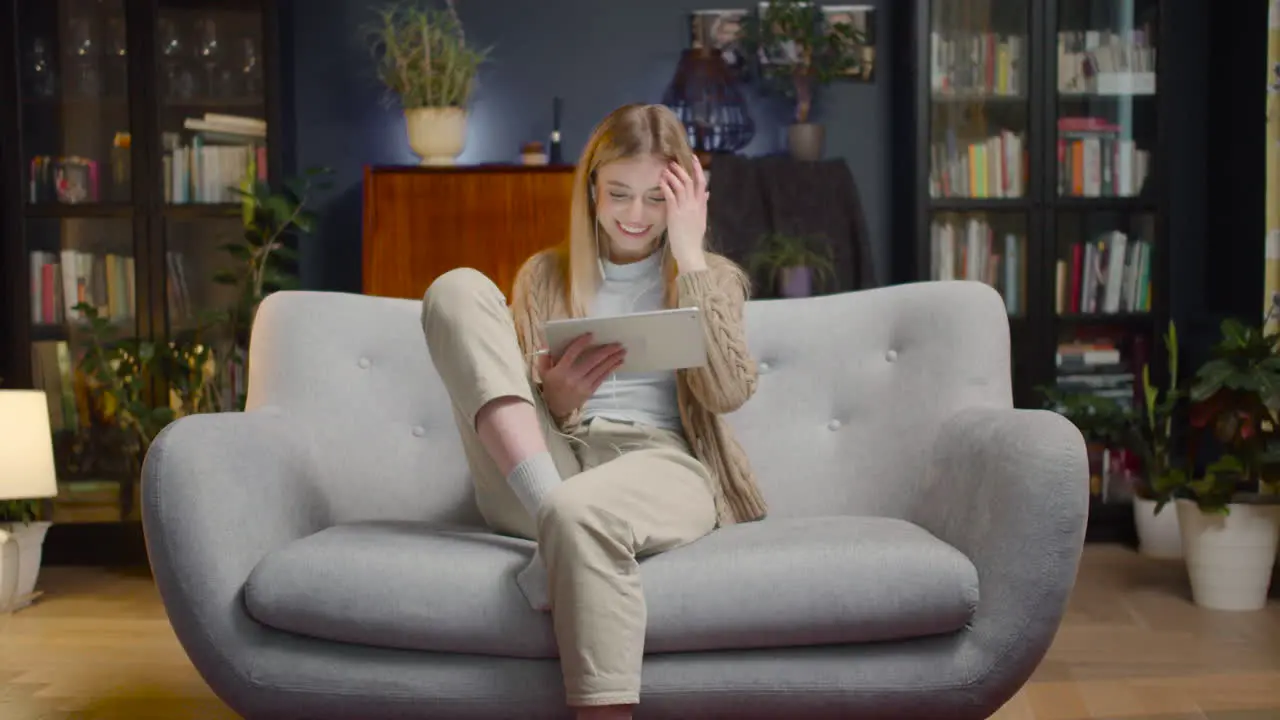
[536,333,625,419]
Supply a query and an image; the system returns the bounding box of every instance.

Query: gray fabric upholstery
[142,280,1089,720]
[242,516,979,658]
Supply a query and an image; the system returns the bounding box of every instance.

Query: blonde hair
[561,103,700,317]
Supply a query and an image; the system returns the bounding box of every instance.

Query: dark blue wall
[284,0,894,293]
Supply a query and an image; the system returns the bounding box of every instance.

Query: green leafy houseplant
[1039,385,1135,448]
[73,168,331,467]
[747,232,836,296]
[364,0,490,110]
[1175,306,1280,514]
[0,500,41,524]
[742,0,869,124]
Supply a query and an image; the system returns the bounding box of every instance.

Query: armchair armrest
[141,407,329,701]
[910,405,1088,697]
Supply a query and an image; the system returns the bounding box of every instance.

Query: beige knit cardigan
[509,248,769,526]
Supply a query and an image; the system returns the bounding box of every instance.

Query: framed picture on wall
[822,4,876,82]
[689,9,749,75]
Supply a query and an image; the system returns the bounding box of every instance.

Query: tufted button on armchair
[142,280,1088,720]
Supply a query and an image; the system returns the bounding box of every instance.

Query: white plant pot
[1175,498,1280,611]
[1134,496,1182,559]
[404,107,468,166]
[0,521,52,613]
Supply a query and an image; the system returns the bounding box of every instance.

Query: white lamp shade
[0,390,58,501]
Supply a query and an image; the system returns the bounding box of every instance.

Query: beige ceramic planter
[1175,498,1280,611]
[0,521,52,612]
[405,107,468,166]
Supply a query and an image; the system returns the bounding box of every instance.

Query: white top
[581,250,683,432]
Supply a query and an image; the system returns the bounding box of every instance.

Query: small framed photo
[823,4,876,81]
[689,9,749,74]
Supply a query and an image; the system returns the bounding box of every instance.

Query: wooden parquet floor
[0,544,1277,719]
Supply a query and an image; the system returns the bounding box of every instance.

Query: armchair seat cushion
[243,516,980,659]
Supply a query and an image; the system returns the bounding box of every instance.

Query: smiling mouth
[616,221,651,238]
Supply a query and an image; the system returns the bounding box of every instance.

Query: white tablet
[542,307,706,374]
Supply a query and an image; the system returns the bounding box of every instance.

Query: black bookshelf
[895,0,1171,545]
[1,0,284,565]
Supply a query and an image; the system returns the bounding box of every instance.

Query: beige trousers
[421,268,718,707]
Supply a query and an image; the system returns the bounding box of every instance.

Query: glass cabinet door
[156,0,267,206]
[1051,0,1160,508]
[18,0,133,206]
[926,0,1031,319]
[1055,0,1157,200]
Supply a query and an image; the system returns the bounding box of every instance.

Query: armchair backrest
[245,281,1012,526]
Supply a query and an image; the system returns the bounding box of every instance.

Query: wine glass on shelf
[106,16,127,96]
[241,37,262,98]
[159,17,194,101]
[193,18,223,98]
[66,14,101,97]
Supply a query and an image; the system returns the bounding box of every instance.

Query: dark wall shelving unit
[1,0,283,565]
[894,0,1174,545]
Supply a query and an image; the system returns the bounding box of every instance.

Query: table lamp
[0,389,59,612]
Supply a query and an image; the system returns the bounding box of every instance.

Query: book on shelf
[1054,231,1152,315]
[164,112,268,204]
[1057,29,1157,96]
[1058,117,1151,198]
[29,249,135,325]
[929,31,1025,98]
[930,128,1026,198]
[28,248,191,326]
[929,215,1025,315]
[30,339,80,433]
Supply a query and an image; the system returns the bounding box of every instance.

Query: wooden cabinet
[362,164,576,299]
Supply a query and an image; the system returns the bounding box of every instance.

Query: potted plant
[0,389,59,613]
[747,231,836,298]
[364,0,490,166]
[743,0,868,160]
[1160,310,1280,610]
[1131,320,1185,559]
[1039,385,1136,501]
[0,499,51,613]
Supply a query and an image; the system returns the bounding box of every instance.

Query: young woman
[420,103,768,720]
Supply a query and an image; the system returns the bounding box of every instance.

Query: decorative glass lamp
[661,44,755,156]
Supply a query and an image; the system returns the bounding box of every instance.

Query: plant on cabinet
[747,231,836,298]
[742,0,868,161]
[364,0,490,166]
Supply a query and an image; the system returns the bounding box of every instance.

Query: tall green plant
[1138,321,1188,510]
[364,0,490,110]
[73,168,331,465]
[742,0,869,123]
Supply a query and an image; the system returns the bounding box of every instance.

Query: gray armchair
[142,279,1088,719]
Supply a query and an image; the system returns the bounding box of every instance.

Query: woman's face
[593,154,668,262]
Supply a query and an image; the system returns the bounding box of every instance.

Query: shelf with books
[25,217,143,526]
[928,210,1029,318]
[2,0,283,564]
[899,0,1170,545]
[1053,210,1155,318]
[925,0,1030,202]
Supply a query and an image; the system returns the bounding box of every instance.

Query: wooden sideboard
[361,164,576,300]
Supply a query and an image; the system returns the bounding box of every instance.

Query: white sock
[506,452,561,518]
[507,453,558,612]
